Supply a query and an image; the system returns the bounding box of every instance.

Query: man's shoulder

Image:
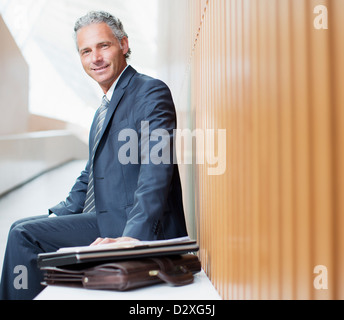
[128,67,170,91]
[135,72,168,89]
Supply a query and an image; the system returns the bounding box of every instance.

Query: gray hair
[74,11,132,59]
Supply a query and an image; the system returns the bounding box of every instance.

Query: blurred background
[0,0,343,300]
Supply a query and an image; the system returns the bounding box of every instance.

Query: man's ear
[121,37,129,56]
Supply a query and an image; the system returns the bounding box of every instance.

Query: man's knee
[8,224,28,245]
[8,218,43,248]
[10,220,24,232]
[9,215,47,232]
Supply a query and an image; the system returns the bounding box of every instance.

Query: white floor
[0,160,87,277]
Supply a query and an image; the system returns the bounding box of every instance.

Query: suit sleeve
[121,80,177,240]
[49,160,90,216]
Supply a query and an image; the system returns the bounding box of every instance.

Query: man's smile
[92,65,110,72]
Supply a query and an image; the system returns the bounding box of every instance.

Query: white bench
[35,269,221,300]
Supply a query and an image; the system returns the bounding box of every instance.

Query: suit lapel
[94,66,137,155]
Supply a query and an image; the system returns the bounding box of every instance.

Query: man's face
[77,22,129,93]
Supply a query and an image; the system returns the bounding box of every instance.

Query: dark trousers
[0,213,101,300]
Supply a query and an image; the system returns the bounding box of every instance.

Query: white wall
[0,131,88,196]
[0,14,29,135]
[0,15,88,196]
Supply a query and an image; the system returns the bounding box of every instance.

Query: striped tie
[83,95,110,213]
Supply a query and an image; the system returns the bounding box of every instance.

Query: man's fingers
[90,237,139,246]
[115,237,138,243]
[98,238,113,245]
[90,238,105,246]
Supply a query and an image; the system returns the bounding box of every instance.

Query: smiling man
[77,20,129,93]
[0,11,187,300]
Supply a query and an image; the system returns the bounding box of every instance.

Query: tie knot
[102,95,110,107]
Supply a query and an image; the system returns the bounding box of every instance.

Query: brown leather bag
[42,254,201,291]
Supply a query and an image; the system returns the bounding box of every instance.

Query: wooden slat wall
[186,0,344,300]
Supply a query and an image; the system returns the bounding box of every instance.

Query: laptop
[37,237,199,268]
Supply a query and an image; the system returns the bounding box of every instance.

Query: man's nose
[91,50,103,63]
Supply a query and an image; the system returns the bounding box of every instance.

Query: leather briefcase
[41,254,201,291]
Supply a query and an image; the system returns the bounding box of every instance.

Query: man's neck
[103,64,129,101]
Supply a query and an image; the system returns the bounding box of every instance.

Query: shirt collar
[105,65,130,101]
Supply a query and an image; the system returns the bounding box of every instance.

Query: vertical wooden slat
[289,0,312,300]
[257,0,270,299]
[266,0,281,300]
[237,0,245,300]
[249,0,261,300]
[231,0,239,299]
[308,0,333,300]
[223,0,232,300]
[242,0,251,300]
[331,0,344,300]
[277,0,295,300]
[219,0,229,300]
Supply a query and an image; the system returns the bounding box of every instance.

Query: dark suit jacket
[50,66,188,240]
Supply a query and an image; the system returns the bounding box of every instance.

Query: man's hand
[90,237,138,246]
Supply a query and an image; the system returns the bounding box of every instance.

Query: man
[0,11,187,300]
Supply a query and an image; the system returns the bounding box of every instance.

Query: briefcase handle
[149,265,194,286]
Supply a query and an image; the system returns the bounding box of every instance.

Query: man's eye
[81,50,90,56]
